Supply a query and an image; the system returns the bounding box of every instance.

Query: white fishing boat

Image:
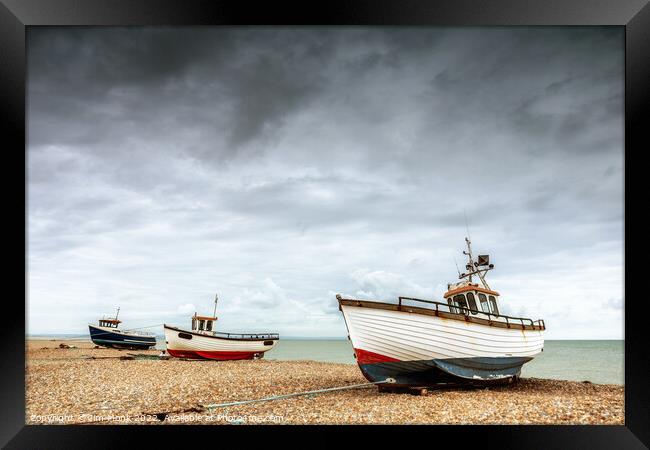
[337,237,545,386]
[164,294,279,360]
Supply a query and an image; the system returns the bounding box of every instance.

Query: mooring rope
[201,378,396,410]
[61,378,397,424]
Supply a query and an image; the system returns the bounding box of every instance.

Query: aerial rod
[213,293,219,318]
[463,236,474,283]
[454,258,461,278]
[464,209,471,242]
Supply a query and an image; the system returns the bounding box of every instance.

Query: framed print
[1,0,647,447]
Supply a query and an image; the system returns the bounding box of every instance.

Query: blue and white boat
[88,308,156,350]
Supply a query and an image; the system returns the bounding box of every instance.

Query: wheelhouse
[98,318,121,328]
[444,283,500,316]
[191,313,217,333]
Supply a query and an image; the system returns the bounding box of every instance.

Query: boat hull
[340,302,544,386]
[356,348,531,385]
[164,325,278,360]
[88,324,156,350]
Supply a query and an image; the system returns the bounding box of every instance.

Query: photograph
[25,26,624,425]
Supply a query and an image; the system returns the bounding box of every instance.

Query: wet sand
[26,339,624,425]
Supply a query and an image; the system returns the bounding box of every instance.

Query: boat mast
[115,307,120,321]
[213,293,218,318]
[463,237,474,283]
[460,237,493,290]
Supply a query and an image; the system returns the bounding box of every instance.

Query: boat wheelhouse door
[478,293,490,313]
[466,292,479,315]
[453,294,469,315]
[488,295,500,315]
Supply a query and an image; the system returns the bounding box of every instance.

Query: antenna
[463,209,471,242]
[454,258,461,278]
[213,293,218,318]
[464,236,474,283]
[115,307,120,321]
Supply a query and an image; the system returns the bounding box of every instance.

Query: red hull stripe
[167,349,257,360]
[354,348,401,365]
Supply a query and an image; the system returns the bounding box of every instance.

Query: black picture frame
[1,0,646,448]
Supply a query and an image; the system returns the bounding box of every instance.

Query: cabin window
[466,292,478,315]
[198,320,205,331]
[447,298,456,314]
[192,318,197,331]
[489,295,500,315]
[478,293,489,313]
[206,320,213,331]
[453,294,468,314]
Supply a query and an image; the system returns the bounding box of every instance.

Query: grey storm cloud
[27,27,623,338]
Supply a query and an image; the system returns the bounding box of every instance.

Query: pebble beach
[26,340,624,425]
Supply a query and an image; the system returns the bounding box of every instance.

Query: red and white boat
[164,295,279,360]
[337,237,545,387]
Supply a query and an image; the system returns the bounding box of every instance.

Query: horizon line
[25,333,625,341]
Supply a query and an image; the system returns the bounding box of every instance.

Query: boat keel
[166,349,258,360]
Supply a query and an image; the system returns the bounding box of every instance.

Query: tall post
[459,237,492,290]
[115,307,120,321]
[464,237,474,283]
[213,294,218,318]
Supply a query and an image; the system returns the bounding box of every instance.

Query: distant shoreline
[24,336,625,341]
[24,338,624,386]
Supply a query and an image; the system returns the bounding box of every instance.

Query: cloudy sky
[27,27,623,339]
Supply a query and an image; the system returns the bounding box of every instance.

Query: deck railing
[122,330,156,337]
[397,296,544,330]
[208,331,280,340]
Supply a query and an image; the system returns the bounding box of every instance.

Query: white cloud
[176,303,197,315]
[348,269,436,301]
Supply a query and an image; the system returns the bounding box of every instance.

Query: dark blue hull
[360,356,532,387]
[89,325,156,349]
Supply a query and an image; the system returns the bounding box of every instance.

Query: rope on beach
[66,378,397,424]
[201,378,396,410]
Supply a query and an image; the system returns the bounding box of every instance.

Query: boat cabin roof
[443,283,499,299]
[99,319,121,324]
[193,315,217,321]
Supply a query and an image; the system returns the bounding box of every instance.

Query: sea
[266,339,624,385]
[31,335,623,385]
